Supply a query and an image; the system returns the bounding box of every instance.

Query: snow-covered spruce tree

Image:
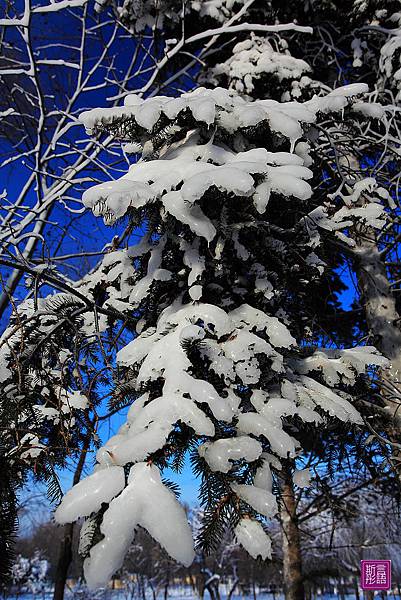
[53,85,389,588]
[2,0,399,594]
[198,0,401,442]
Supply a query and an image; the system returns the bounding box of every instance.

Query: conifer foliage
[53,86,390,587]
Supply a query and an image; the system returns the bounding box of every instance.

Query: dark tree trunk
[163,562,170,600]
[339,578,345,600]
[52,434,91,600]
[227,575,239,600]
[52,522,74,600]
[149,581,157,600]
[354,578,360,600]
[251,570,256,600]
[280,465,305,600]
[204,574,221,600]
[140,575,146,600]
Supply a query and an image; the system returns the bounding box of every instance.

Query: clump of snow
[235,519,272,560]
[230,304,296,348]
[281,376,363,425]
[191,0,247,23]
[84,463,194,589]
[254,453,281,492]
[230,483,278,518]
[199,436,263,472]
[307,83,369,114]
[62,390,88,411]
[55,466,125,523]
[293,346,388,386]
[293,468,311,488]
[81,137,313,227]
[352,102,386,120]
[18,434,46,459]
[204,34,312,100]
[237,412,298,457]
[380,34,401,101]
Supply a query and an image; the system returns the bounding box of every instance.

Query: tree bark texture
[52,434,90,600]
[355,233,401,431]
[280,465,305,600]
[340,153,401,434]
[52,522,74,600]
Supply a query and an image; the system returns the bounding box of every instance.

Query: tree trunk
[52,522,74,600]
[280,465,305,600]
[149,581,157,600]
[354,577,360,600]
[204,574,221,600]
[140,575,146,600]
[339,578,345,600]
[52,434,91,600]
[227,573,239,600]
[339,154,401,438]
[355,232,401,430]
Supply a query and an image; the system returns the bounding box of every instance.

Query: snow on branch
[185,22,313,44]
[32,0,88,12]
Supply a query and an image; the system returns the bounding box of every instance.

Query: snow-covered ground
[1,593,370,600]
